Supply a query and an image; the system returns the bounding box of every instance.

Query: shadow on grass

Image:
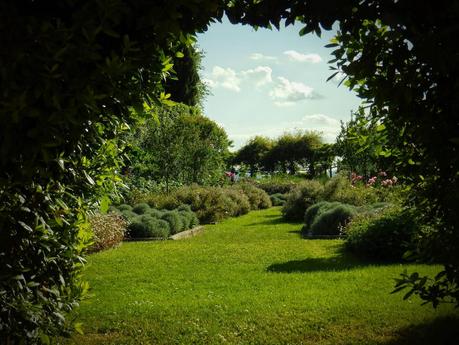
[267,250,386,273]
[378,315,459,345]
[246,215,302,227]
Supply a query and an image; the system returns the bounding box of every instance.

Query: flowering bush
[351,171,398,188]
[88,214,127,253]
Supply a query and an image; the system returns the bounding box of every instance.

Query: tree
[129,104,230,190]
[233,136,273,176]
[164,43,208,107]
[335,108,391,177]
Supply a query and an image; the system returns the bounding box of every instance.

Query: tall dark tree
[164,44,207,107]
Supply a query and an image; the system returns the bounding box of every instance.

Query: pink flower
[378,171,387,177]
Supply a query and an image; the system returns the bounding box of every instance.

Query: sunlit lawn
[68,207,459,344]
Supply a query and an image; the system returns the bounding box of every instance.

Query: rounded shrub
[236,183,272,210]
[178,210,193,229]
[161,211,183,235]
[132,202,151,214]
[146,208,164,219]
[117,204,133,212]
[303,201,342,231]
[310,203,357,236]
[121,210,138,222]
[128,216,170,239]
[177,204,192,212]
[282,180,324,221]
[270,193,287,206]
[344,207,419,261]
[224,188,251,216]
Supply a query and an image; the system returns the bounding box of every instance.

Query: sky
[196,17,362,151]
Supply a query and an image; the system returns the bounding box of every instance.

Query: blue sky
[197,18,361,150]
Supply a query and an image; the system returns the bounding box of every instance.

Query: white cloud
[240,66,272,87]
[269,77,322,106]
[204,65,273,92]
[249,53,277,61]
[283,50,322,63]
[207,66,241,92]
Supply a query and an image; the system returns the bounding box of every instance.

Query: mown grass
[68,207,459,345]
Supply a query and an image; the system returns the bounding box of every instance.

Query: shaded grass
[68,207,458,345]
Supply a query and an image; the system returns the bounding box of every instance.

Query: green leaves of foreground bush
[112,203,199,239]
[128,184,271,224]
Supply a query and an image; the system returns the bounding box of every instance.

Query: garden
[1,2,459,345]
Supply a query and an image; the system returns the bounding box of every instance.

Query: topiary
[161,211,183,235]
[132,203,151,214]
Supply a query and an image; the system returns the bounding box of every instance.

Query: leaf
[376,124,386,132]
[408,159,415,165]
[74,322,84,335]
[83,171,95,185]
[326,71,339,82]
[175,51,184,58]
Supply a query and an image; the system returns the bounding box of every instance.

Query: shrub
[128,216,170,239]
[117,204,133,212]
[282,180,324,221]
[224,188,251,216]
[146,208,164,218]
[121,210,138,221]
[254,175,304,194]
[270,193,287,206]
[177,204,192,212]
[236,183,272,210]
[303,201,342,230]
[344,207,419,261]
[178,210,193,229]
[88,214,127,253]
[323,174,380,206]
[132,202,151,214]
[161,211,183,235]
[309,203,357,236]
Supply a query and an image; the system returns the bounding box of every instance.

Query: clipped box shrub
[88,213,127,253]
[128,215,170,239]
[282,180,324,221]
[236,183,272,210]
[309,203,357,236]
[270,193,287,206]
[120,210,138,222]
[132,202,151,214]
[161,211,183,234]
[117,204,133,212]
[344,207,419,261]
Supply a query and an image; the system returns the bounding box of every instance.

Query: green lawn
[68,207,458,344]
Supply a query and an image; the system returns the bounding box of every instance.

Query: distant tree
[129,104,230,190]
[233,136,273,176]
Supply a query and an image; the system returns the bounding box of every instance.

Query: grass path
[69,207,458,344]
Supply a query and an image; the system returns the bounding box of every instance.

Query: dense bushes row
[128,183,272,224]
[282,174,400,221]
[111,203,199,239]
